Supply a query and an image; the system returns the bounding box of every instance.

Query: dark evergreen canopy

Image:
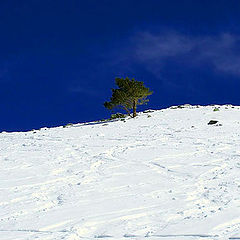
[104,77,153,118]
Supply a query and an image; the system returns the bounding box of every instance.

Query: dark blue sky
[1,0,240,131]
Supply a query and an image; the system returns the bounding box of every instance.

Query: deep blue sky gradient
[1,0,240,131]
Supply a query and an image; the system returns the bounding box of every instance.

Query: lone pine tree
[104,77,153,118]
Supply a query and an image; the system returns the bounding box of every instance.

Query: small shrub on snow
[110,113,126,120]
[63,123,73,128]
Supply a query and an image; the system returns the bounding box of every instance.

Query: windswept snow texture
[1,105,240,240]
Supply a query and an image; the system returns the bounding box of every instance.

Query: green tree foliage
[104,77,153,118]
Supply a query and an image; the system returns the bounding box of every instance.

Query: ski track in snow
[1,105,240,240]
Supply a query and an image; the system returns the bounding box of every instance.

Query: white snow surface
[1,105,240,240]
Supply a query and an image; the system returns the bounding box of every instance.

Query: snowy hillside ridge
[1,104,240,240]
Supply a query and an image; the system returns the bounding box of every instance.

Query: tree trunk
[133,100,137,118]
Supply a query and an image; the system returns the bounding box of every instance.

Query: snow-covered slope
[1,105,240,240]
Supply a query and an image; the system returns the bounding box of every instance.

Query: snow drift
[1,105,240,240]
